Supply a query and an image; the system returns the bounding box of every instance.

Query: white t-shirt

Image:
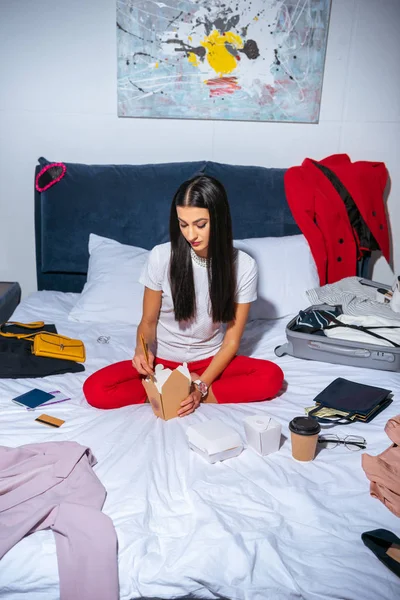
[139,242,257,362]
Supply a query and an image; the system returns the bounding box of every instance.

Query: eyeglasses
[318,434,366,451]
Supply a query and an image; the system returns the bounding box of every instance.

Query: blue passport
[12,389,55,409]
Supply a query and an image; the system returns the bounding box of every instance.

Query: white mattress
[0,291,399,600]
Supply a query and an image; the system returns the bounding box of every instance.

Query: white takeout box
[244,415,282,456]
[186,419,243,463]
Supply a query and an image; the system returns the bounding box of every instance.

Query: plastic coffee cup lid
[289,416,321,436]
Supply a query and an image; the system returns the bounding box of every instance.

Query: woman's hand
[132,347,155,377]
[177,388,202,417]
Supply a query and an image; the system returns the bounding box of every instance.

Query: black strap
[312,161,379,253]
[305,314,400,348]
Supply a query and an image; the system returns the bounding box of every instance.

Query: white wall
[0,0,399,297]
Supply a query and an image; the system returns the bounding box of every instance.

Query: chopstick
[140,333,155,382]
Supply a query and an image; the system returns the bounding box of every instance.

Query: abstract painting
[117,1,331,123]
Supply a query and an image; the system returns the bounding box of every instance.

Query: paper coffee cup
[289,416,321,462]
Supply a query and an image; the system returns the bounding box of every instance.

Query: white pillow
[68,234,149,325]
[233,235,319,320]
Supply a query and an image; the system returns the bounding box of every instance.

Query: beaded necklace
[190,247,209,267]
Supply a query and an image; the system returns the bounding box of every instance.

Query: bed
[0,159,398,600]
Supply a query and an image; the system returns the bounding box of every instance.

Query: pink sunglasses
[35,162,66,192]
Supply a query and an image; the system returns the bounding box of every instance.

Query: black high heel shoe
[362,529,400,578]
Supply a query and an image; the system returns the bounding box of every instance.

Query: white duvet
[0,291,399,600]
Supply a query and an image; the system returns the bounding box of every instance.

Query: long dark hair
[169,174,236,323]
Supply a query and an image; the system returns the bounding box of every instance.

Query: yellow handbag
[32,332,86,363]
[0,322,86,363]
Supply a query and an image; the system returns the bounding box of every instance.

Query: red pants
[83,355,284,410]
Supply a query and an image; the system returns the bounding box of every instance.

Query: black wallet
[309,377,393,424]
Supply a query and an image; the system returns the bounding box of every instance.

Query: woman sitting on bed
[83,175,284,416]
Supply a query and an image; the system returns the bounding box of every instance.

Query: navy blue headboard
[35,159,300,292]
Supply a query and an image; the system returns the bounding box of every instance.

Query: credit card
[35,414,65,428]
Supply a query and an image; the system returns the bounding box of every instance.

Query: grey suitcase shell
[274,304,400,372]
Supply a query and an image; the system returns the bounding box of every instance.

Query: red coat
[284,154,390,285]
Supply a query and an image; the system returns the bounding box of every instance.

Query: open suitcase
[275,301,400,373]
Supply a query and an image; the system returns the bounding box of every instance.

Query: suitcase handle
[308,340,371,358]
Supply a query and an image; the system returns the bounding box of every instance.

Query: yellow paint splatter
[254,16,259,21]
[188,35,192,42]
[188,52,199,67]
[201,29,243,75]
[155,61,159,68]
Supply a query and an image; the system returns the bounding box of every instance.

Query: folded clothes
[0,322,85,378]
[324,314,400,347]
[0,337,85,378]
[362,415,400,518]
[307,277,400,320]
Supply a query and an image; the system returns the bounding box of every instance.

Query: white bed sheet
[0,291,399,600]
